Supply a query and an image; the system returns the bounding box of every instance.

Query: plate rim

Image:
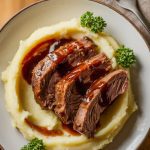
[92,0,150,50]
[0,0,149,149]
[0,0,149,51]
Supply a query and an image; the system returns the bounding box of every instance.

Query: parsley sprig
[115,45,136,68]
[80,11,107,33]
[21,138,46,150]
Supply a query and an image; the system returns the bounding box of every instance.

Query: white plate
[0,0,150,150]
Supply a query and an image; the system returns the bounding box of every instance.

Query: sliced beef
[54,53,112,124]
[32,37,97,109]
[73,69,128,138]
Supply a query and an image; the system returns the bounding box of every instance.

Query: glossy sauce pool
[22,38,71,84]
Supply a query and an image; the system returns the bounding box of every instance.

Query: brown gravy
[22,38,71,84]
[25,119,81,136]
[25,119,63,136]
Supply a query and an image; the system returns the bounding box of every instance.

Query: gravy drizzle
[25,119,63,136]
[22,38,71,84]
[25,118,81,137]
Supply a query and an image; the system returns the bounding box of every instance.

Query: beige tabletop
[0,0,149,150]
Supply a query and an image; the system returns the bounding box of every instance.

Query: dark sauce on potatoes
[25,119,80,136]
[22,38,71,84]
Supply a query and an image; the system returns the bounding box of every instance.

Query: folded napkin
[138,0,150,25]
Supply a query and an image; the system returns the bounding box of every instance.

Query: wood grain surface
[0,0,149,150]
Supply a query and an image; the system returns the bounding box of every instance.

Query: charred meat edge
[54,53,112,124]
[31,37,97,109]
[73,69,128,138]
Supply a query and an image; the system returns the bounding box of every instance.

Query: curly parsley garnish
[21,138,46,150]
[80,11,107,33]
[115,45,136,68]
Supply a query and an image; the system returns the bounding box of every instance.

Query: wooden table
[0,0,149,149]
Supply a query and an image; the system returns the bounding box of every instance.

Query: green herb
[21,138,46,150]
[80,11,107,33]
[115,45,136,68]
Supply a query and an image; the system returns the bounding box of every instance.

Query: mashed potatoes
[1,19,137,150]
